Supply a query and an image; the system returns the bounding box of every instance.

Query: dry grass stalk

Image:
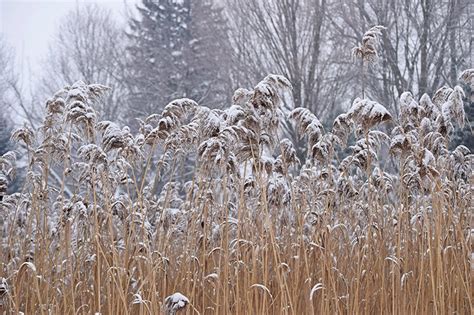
[0,44,471,315]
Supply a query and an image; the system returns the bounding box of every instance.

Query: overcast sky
[0,0,136,88]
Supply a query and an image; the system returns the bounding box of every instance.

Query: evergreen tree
[126,0,231,121]
[0,112,24,194]
[0,114,12,157]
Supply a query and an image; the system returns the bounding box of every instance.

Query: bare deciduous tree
[328,0,472,114]
[0,37,12,108]
[0,36,42,129]
[39,4,128,121]
[226,0,349,118]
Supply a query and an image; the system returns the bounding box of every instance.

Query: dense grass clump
[0,34,472,314]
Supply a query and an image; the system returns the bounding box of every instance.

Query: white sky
[0,0,136,88]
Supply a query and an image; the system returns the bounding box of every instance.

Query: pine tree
[126,0,231,121]
[0,112,23,195]
[0,113,12,157]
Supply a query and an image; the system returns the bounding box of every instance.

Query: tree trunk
[419,0,430,96]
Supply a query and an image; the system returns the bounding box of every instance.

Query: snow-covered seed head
[352,25,386,63]
[289,107,323,152]
[159,98,198,132]
[332,113,351,145]
[0,151,15,196]
[0,277,8,304]
[459,68,474,90]
[442,86,466,128]
[348,98,392,130]
[11,124,35,147]
[163,292,189,315]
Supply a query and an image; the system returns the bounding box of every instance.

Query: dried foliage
[352,25,386,63]
[0,67,472,314]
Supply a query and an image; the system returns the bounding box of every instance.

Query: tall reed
[0,33,472,315]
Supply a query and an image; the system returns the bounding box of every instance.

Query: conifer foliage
[126,0,231,119]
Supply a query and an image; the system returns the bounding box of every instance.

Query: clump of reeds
[0,34,471,315]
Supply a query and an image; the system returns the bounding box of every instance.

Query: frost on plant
[163,292,189,314]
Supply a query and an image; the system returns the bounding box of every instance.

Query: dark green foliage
[126,0,232,122]
[0,113,23,194]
